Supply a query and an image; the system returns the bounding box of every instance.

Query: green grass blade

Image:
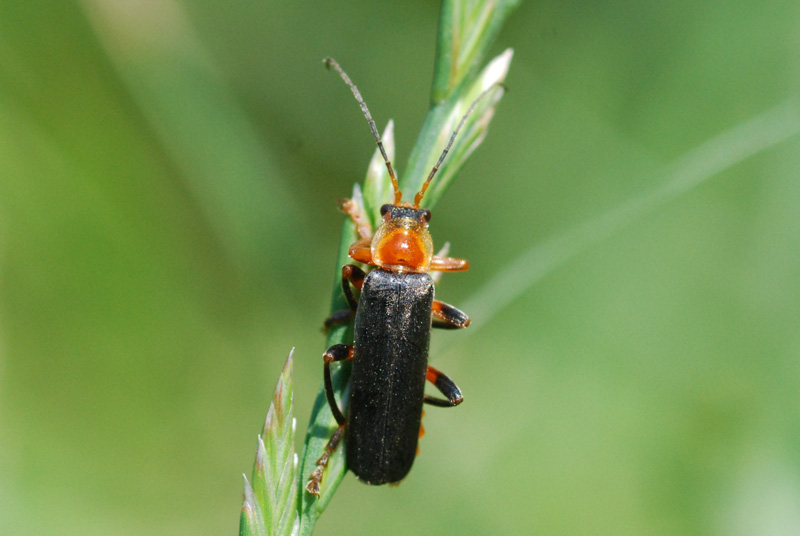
[240,475,266,536]
[432,0,522,102]
[240,349,299,536]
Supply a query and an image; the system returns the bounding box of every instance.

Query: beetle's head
[371,204,433,273]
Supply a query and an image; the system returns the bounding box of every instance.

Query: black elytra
[346,270,434,484]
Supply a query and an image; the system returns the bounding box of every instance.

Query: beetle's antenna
[414,84,504,208]
[324,58,403,205]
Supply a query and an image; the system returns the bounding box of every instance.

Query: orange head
[371,204,433,273]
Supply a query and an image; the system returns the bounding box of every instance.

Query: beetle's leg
[323,309,353,331]
[430,255,469,272]
[423,365,464,407]
[322,344,354,425]
[431,299,470,329]
[326,266,366,325]
[430,243,450,284]
[348,237,374,264]
[323,265,368,330]
[306,344,355,496]
[306,423,345,496]
[416,411,426,456]
[340,265,366,310]
[338,198,372,241]
[338,196,373,264]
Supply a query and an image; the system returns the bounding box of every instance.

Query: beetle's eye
[380,204,392,217]
[420,209,432,223]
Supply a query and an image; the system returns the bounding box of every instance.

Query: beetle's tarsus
[305,424,346,495]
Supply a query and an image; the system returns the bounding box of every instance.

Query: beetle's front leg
[338,197,372,241]
[430,255,469,272]
[423,365,464,407]
[327,196,373,322]
[306,344,355,496]
[347,237,373,265]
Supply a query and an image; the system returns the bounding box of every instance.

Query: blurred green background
[2,1,800,535]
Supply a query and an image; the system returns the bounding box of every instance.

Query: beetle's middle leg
[306,343,354,496]
[323,265,368,330]
[423,365,464,407]
[431,299,470,329]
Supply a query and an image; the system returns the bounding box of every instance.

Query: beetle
[306,58,497,495]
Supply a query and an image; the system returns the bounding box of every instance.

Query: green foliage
[431,0,522,102]
[4,1,800,535]
[240,350,299,536]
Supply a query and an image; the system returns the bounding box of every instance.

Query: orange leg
[430,255,469,272]
[348,237,374,265]
[430,243,450,284]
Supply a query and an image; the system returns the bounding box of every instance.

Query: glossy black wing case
[346,270,434,484]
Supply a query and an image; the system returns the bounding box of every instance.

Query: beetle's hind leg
[306,424,345,496]
[306,344,354,496]
[322,344,353,425]
[423,365,464,407]
[323,265,368,330]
